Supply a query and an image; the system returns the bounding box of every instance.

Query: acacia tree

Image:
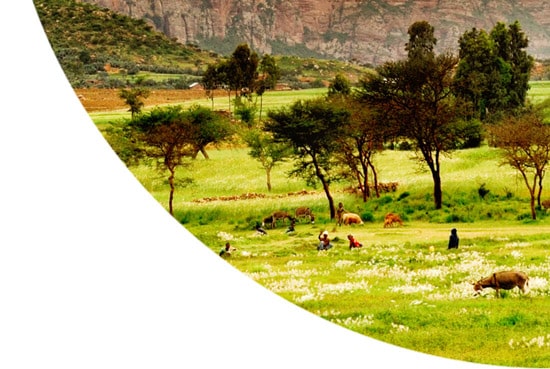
[243,128,291,191]
[129,106,197,215]
[185,104,234,159]
[334,97,385,202]
[488,106,550,220]
[201,44,260,112]
[326,74,386,202]
[265,98,350,218]
[119,87,150,118]
[359,21,469,209]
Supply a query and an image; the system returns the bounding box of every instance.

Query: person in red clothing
[347,234,363,250]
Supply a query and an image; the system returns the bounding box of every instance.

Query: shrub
[361,211,375,222]
[478,183,490,199]
[397,192,410,201]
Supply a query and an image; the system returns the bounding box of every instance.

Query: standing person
[448,228,459,249]
[347,234,363,250]
[336,202,347,226]
[317,230,333,251]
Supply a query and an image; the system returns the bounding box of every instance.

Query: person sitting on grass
[318,230,333,251]
[219,242,237,258]
[286,219,296,234]
[347,234,363,250]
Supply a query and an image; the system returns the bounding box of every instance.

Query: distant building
[189,82,203,90]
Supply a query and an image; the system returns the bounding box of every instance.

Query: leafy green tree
[455,21,534,121]
[201,63,223,109]
[119,87,150,118]
[490,21,534,110]
[256,54,280,121]
[404,20,436,60]
[328,73,351,98]
[202,44,260,112]
[228,43,259,99]
[185,105,234,159]
[488,103,550,220]
[454,28,504,120]
[265,98,350,218]
[331,97,385,202]
[129,106,196,215]
[360,21,469,210]
[243,128,291,191]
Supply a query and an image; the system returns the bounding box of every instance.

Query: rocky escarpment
[77,0,550,64]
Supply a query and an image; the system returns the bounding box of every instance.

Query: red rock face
[80,0,550,64]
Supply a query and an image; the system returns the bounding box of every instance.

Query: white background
[0,2,502,368]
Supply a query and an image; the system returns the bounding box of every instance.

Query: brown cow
[342,213,363,225]
[473,271,529,298]
[383,213,403,228]
[295,207,315,223]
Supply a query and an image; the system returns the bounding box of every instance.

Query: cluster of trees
[201,44,280,121]
[110,20,549,221]
[263,20,547,219]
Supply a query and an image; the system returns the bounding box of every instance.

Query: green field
[91,83,550,367]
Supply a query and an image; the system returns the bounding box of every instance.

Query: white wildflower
[217,231,234,241]
[286,260,303,267]
[335,260,355,268]
[390,323,409,333]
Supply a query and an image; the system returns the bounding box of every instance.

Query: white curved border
[0,2,503,368]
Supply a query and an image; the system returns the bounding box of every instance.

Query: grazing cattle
[264,210,294,229]
[383,213,403,228]
[295,207,315,223]
[473,271,529,298]
[262,215,274,229]
[342,212,363,225]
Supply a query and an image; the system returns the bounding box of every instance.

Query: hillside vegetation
[34,0,371,88]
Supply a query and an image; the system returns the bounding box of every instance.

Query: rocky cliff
[77,0,550,65]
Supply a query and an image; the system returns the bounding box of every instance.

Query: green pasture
[89,82,550,367]
[123,146,550,367]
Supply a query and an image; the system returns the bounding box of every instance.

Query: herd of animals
[255,205,530,299]
[261,206,404,229]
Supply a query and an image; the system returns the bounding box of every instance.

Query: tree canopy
[265,98,350,218]
[359,21,470,210]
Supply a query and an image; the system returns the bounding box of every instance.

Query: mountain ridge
[78,0,550,65]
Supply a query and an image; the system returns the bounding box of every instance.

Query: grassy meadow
[90,84,550,367]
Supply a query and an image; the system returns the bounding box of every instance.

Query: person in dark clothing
[448,228,459,249]
[255,222,268,235]
[285,219,296,234]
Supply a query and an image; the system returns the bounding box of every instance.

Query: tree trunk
[314,161,335,219]
[537,172,543,208]
[266,167,272,191]
[530,193,537,220]
[321,179,335,219]
[259,95,264,122]
[432,171,442,210]
[168,168,175,215]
